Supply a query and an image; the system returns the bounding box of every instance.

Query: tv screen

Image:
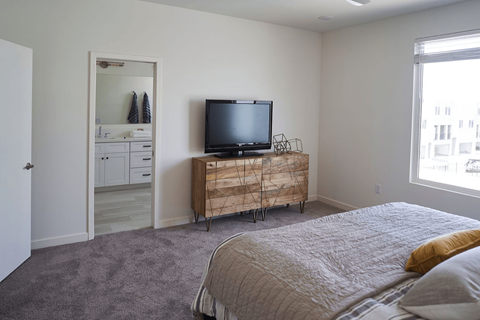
[205,100,273,157]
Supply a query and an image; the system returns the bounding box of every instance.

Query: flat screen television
[205,99,273,158]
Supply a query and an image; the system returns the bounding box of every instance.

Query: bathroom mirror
[95,60,154,124]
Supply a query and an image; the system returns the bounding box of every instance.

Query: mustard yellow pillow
[406,228,480,274]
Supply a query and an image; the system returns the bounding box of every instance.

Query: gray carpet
[0,201,343,320]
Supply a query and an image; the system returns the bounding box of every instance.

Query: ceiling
[140,0,467,33]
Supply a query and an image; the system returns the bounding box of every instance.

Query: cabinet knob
[101,157,104,160]
[106,157,109,160]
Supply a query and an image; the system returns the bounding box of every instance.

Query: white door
[0,39,33,282]
[104,152,130,186]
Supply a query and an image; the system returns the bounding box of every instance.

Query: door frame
[87,52,162,240]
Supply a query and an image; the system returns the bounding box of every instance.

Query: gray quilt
[199,202,480,320]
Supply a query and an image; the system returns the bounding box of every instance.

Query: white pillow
[398,246,480,320]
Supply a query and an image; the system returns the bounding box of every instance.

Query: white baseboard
[31,232,89,250]
[156,215,193,228]
[316,195,358,211]
[308,194,318,202]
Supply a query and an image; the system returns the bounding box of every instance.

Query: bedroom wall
[0,0,322,247]
[318,0,480,220]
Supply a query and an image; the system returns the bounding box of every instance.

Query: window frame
[410,29,480,199]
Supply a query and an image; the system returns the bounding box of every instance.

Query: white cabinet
[95,140,152,187]
[130,141,152,184]
[94,153,105,187]
[95,142,130,187]
[104,152,130,186]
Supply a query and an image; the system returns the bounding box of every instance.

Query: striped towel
[143,92,151,123]
[128,91,139,123]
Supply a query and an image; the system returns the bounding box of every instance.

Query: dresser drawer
[131,141,152,152]
[104,142,130,153]
[130,167,152,184]
[130,151,152,168]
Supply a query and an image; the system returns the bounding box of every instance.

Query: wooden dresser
[192,153,309,231]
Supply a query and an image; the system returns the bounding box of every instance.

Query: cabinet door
[205,160,246,217]
[104,152,130,186]
[94,154,105,187]
[261,154,309,207]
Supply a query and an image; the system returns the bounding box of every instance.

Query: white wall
[319,0,480,220]
[0,0,322,246]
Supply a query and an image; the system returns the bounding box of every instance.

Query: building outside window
[412,29,480,196]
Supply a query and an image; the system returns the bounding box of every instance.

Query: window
[439,125,446,140]
[412,29,480,196]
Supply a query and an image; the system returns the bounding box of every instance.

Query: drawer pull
[143,145,151,148]
[142,173,151,176]
[143,158,151,160]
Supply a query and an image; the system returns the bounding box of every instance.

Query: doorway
[88,52,162,239]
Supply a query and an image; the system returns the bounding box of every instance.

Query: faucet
[104,132,111,138]
[98,126,102,138]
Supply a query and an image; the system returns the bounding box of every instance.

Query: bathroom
[93,59,155,235]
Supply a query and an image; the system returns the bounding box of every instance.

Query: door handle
[24,162,34,170]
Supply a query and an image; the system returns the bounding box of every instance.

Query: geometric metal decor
[273,134,291,155]
[288,138,303,153]
[273,133,303,155]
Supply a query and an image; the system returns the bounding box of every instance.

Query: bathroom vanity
[94,138,152,187]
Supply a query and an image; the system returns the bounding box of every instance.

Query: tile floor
[94,187,152,235]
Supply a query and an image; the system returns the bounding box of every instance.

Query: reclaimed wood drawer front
[204,159,261,217]
[192,153,309,219]
[261,154,309,208]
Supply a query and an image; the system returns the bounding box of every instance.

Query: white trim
[308,194,318,202]
[31,233,88,250]
[316,195,358,211]
[410,178,480,199]
[156,216,193,228]
[409,34,480,200]
[88,52,162,241]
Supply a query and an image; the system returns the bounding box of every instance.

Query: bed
[191,202,480,320]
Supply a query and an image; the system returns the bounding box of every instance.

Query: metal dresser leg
[205,217,212,232]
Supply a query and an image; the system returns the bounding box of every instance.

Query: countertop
[95,137,152,143]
